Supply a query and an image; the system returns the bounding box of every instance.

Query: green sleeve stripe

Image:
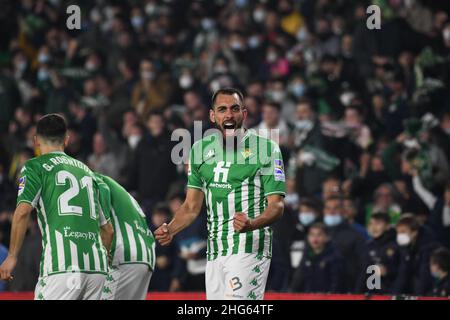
[187,185,203,190]
[264,191,286,197]
[16,200,34,207]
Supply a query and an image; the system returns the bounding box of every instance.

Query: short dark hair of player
[309,222,329,236]
[396,213,420,232]
[211,87,244,108]
[370,212,391,225]
[36,113,67,145]
[430,247,450,273]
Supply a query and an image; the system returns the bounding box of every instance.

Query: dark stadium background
[0,0,450,299]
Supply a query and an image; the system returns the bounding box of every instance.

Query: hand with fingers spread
[0,255,16,282]
[155,223,173,246]
[233,212,253,233]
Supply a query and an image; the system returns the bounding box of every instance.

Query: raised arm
[234,194,284,232]
[155,188,204,246]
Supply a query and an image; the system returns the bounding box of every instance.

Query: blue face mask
[131,16,144,29]
[431,270,441,280]
[299,212,316,226]
[290,83,306,98]
[324,214,343,227]
[37,68,49,81]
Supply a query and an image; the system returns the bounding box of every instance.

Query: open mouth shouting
[222,121,237,137]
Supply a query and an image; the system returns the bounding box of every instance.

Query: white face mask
[141,71,155,81]
[201,18,215,31]
[270,90,285,103]
[85,61,98,72]
[266,52,278,63]
[38,53,50,64]
[296,120,313,130]
[324,214,343,227]
[179,74,193,89]
[128,135,142,149]
[397,233,411,246]
[253,9,266,23]
[299,212,316,226]
[443,28,450,42]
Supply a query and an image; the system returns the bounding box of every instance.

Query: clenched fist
[0,255,16,282]
[155,223,173,246]
[233,212,253,233]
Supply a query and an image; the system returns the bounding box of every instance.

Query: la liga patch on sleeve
[274,159,285,182]
[18,176,26,196]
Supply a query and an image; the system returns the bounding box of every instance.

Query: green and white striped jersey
[16,152,109,277]
[187,129,286,261]
[95,173,155,271]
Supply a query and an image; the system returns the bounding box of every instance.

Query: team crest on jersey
[241,148,252,159]
[204,149,215,161]
[18,176,26,196]
[274,159,285,181]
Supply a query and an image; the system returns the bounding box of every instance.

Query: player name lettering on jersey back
[42,156,91,174]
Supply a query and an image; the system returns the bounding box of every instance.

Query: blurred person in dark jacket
[290,222,345,293]
[131,58,173,118]
[392,213,440,295]
[343,197,369,239]
[358,213,400,294]
[291,99,329,197]
[7,216,41,292]
[148,204,182,292]
[269,198,321,292]
[170,193,207,292]
[323,196,366,292]
[429,247,450,297]
[0,243,6,292]
[127,111,177,215]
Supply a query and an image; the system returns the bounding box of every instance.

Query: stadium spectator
[0,0,449,295]
[323,196,366,292]
[392,213,440,295]
[170,193,207,292]
[290,222,345,293]
[148,204,182,292]
[357,213,400,294]
[126,111,177,214]
[87,132,120,180]
[429,247,450,297]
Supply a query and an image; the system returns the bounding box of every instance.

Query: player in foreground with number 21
[155,88,286,300]
[0,114,114,300]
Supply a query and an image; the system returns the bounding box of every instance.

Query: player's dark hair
[36,113,67,145]
[396,213,419,232]
[211,87,244,108]
[430,247,450,272]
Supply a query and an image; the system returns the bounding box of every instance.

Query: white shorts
[34,273,106,300]
[205,253,271,300]
[101,264,152,300]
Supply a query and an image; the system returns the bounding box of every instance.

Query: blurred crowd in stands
[1,0,450,296]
